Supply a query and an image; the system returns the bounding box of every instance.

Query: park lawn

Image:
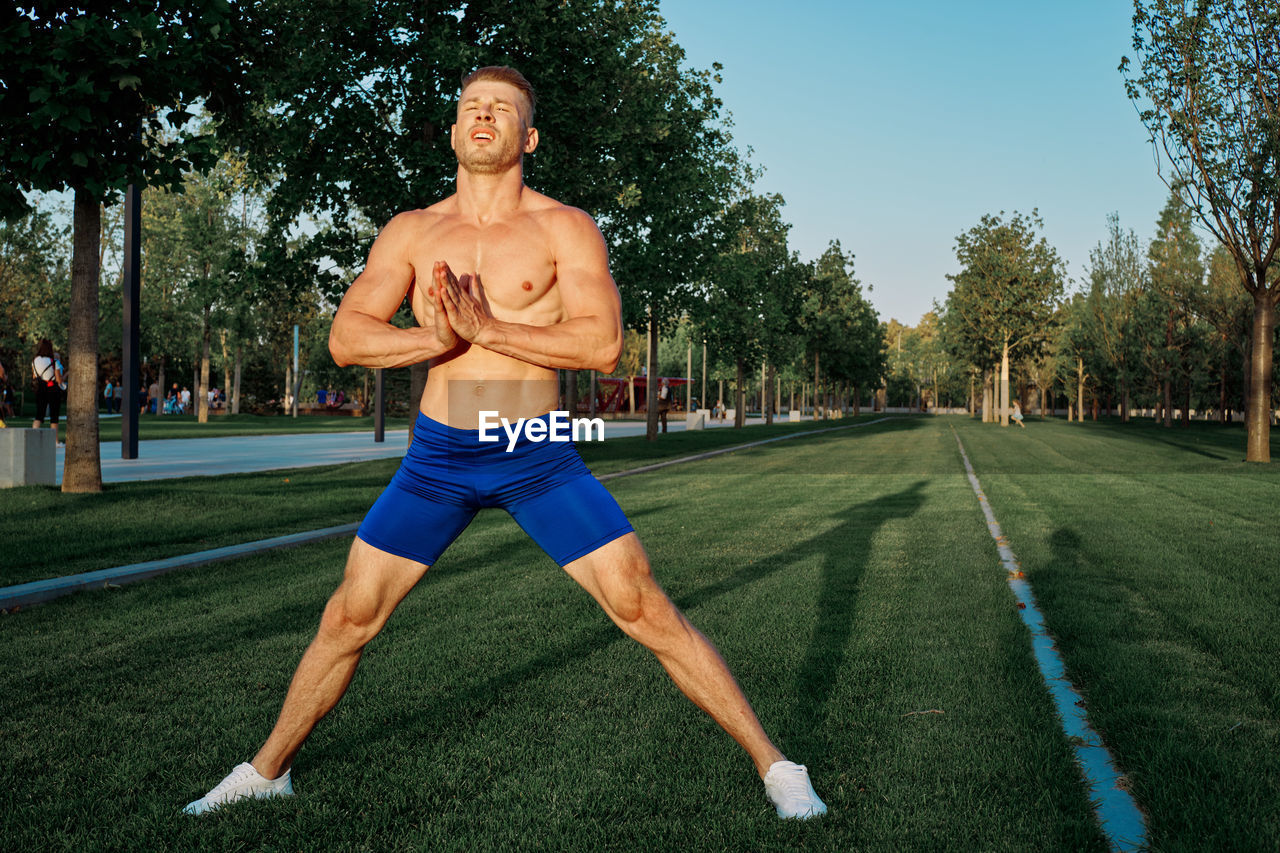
[0,417,1107,851]
[0,415,882,589]
[953,416,1280,850]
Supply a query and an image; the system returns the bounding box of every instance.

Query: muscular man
[184,66,825,820]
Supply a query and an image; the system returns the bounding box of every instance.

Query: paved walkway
[54,415,780,484]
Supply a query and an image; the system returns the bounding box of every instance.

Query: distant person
[103,379,115,413]
[148,379,160,414]
[1011,400,1026,428]
[657,377,670,433]
[180,386,191,413]
[112,379,123,413]
[30,338,63,442]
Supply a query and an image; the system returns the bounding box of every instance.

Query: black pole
[121,180,141,459]
[374,368,384,443]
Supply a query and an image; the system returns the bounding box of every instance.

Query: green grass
[0,415,882,588]
[0,417,1105,851]
[3,414,1277,849]
[953,416,1280,850]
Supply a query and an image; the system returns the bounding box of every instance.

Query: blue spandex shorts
[357,412,633,566]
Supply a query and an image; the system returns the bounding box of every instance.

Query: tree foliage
[1123,0,1280,458]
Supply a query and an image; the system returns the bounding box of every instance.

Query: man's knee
[598,552,684,642]
[317,586,385,649]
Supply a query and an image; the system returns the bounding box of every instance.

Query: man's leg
[563,533,783,777]
[562,533,825,817]
[185,538,428,813]
[252,538,429,778]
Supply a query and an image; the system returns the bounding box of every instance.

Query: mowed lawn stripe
[954,417,1280,850]
[0,417,1106,851]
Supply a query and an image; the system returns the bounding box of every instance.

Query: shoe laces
[770,762,810,798]
[206,764,261,799]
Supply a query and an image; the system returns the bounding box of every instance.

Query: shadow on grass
[304,481,928,770]
[785,481,927,756]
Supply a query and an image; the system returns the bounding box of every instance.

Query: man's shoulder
[524,195,603,248]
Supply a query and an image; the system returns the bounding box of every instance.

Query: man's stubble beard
[456,133,524,176]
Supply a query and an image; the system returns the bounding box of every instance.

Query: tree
[1147,190,1205,426]
[1123,0,1280,459]
[1085,213,1146,420]
[800,241,883,418]
[223,0,739,440]
[946,210,1066,426]
[0,2,255,490]
[696,193,800,428]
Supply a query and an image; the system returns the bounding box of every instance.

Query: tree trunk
[1162,379,1173,428]
[1219,361,1228,424]
[565,369,578,416]
[232,345,242,414]
[198,305,211,424]
[735,358,745,428]
[764,362,775,425]
[645,311,658,441]
[1181,373,1191,427]
[813,352,821,421]
[409,361,428,448]
[1000,339,1010,426]
[1076,357,1085,423]
[1244,292,1275,462]
[63,187,103,492]
[1122,379,1131,423]
[220,330,232,410]
[157,357,166,417]
[852,383,860,416]
[589,370,597,416]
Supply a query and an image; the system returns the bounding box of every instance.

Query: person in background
[31,338,64,443]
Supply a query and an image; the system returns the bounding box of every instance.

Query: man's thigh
[330,537,431,628]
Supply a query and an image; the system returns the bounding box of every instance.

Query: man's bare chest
[409,218,559,319]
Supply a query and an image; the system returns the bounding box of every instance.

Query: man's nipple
[521,281,533,291]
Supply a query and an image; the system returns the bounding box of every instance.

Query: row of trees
[890,0,1279,462]
[1,0,886,491]
[880,190,1274,432]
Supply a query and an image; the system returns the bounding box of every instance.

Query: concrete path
[54,416,779,484]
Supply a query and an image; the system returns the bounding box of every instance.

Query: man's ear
[449,123,457,151]
[524,127,539,154]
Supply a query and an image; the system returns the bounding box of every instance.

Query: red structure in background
[589,376,690,413]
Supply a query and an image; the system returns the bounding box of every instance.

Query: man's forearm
[475,317,620,373]
[330,312,455,368]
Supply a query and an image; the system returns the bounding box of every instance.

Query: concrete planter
[685,412,706,430]
[1,428,56,488]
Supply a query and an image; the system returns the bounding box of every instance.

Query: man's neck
[454,165,526,224]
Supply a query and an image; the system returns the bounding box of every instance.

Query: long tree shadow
[301,481,928,771]
[781,481,928,757]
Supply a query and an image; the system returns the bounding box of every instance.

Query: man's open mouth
[471,128,496,141]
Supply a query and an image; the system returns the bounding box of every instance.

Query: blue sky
[658,0,1172,326]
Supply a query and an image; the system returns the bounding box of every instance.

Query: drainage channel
[1,417,896,612]
[951,427,1147,852]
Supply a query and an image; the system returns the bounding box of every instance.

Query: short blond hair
[460,66,536,125]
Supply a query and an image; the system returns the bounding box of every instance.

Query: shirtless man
[183,66,825,821]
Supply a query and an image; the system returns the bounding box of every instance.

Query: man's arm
[437,208,622,373]
[330,213,458,368]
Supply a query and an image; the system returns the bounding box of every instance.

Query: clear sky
[658,0,1173,326]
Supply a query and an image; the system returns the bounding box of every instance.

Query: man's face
[450,80,536,175]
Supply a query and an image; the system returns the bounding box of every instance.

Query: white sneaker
[764,760,827,819]
[182,762,294,815]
